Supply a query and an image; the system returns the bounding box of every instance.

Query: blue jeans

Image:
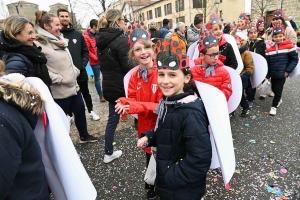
[105,101,120,155]
[91,65,103,96]
[54,91,88,137]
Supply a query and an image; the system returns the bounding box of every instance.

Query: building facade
[6,1,39,23]
[132,0,247,29]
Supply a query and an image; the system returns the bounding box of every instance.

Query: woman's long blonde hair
[97,9,122,29]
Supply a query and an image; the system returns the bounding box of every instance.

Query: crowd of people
[0,6,299,200]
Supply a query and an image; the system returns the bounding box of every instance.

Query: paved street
[70,76,300,200]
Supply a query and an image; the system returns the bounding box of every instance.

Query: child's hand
[137,136,148,148]
[265,40,274,46]
[115,102,130,114]
[284,72,289,77]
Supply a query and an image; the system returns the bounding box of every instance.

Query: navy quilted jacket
[142,90,212,199]
[2,53,35,76]
[266,40,299,79]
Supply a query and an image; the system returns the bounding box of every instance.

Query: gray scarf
[205,66,216,77]
[154,99,176,131]
[138,67,153,82]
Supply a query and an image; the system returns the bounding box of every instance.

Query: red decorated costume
[119,22,163,155]
[192,27,232,101]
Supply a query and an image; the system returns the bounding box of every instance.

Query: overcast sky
[1,0,108,27]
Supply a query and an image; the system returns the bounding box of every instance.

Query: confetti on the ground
[264,112,269,115]
[277,118,282,120]
[251,115,257,120]
[270,141,276,144]
[267,185,284,195]
[112,142,116,145]
[280,168,288,173]
[249,139,256,144]
[245,123,250,127]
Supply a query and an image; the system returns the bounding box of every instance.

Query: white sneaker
[277,99,282,108]
[67,115,74,126]
[89,111,100,121]
[103,150,122,164]
[269,107,277,116]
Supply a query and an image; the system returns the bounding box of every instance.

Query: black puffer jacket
[143,91,212,200]
[96,28,131,102]
[246,38,266,57]
[60,24,89,82]
[218,36,238,69]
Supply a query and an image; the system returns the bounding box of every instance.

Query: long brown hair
[35,10,56,28]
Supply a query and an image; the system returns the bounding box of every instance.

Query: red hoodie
[119,67,163,154]
[192,59,232,101]
[83,29,99,66]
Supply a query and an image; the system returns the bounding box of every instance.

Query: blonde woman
[34,10,98,143]
[96,9,131,163]
[0,15,51,89]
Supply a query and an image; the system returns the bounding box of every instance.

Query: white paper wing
[223,66,243,113]
[27,77,97,200]
[223,34,243,74]
[289,57,300,78]
[187,40,198,59]
[249,52,268,88]
[123,66,139,119]
[195,81,236,188]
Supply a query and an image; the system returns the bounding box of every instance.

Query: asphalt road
[75,75,300,200]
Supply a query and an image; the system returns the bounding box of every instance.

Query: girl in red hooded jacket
[192,27,232,101]
[115,22,162,199]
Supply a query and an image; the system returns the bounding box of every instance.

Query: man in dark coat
[149,21,160,43]
[58,8,100,121]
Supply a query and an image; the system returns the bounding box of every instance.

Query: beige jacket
[34,28,80,99]
[263,26,297,44]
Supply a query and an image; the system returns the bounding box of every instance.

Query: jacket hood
[190,23,201,32]
[239,39,248,54]
[266,39,295,52]
[96,28,124,50]
[60,23,75,33]
[0,73,45,116]
[84,29,95,39]
[218,35,227,47]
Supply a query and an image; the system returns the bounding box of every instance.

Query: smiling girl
[137,38,212,200]
[115,22,162,199]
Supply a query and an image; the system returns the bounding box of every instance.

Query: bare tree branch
[194,0,216,23]
[251,0,277,18]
